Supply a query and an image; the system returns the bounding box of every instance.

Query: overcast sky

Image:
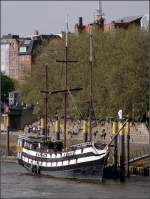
[1,1,149,36]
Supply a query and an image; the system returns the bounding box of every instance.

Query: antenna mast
[97,0,103,16]
[95,0,104,25]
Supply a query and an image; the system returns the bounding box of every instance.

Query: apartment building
[1,34,19,79]
[1,31,61,82]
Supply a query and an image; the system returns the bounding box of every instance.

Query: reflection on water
[1,162,149,199]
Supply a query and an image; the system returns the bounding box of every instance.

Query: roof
[2,34,19,40]
[19,39,35,55]
[114,15,143,24]
[1,34,61,56]
[19,34,61,55]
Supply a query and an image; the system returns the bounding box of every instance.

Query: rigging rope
[68,89,83,119]
[92,102,99,126]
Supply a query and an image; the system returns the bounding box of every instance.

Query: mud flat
[1,162,149,199]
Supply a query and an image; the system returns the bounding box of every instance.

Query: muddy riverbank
[1,162,149,199]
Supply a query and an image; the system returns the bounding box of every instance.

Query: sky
[1,1,149,36]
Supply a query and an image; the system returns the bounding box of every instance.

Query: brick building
[75,15,146,34]
[1,34,19,80]
[75,16,105,34]
[113,15,143,29]
[18,37,35,81]
[1,31,61,82]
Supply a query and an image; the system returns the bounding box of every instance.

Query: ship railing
[70,142,92,149]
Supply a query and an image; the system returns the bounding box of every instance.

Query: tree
[1,73,15,103]
[17,27,149,120]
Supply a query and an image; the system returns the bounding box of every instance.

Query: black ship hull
[17,136,109,182]
[18,155,107,182]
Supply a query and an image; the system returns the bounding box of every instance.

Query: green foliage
[18,28,149,119]
[1,73,15,103]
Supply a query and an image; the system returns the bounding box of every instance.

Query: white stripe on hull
[22,153,106,168]
[22,146,107,159]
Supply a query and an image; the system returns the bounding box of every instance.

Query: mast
[89,29,93,142]
[55,17,81,148]
[40,19,82,145]
[45,64,48,139]
[40,64,49,140]
[64,16,69,148]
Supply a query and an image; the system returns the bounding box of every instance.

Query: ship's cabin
[18,136,63,152]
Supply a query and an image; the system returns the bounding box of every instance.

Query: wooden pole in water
[55,116,60,140]
[83,120,88,142]
[119,121,125,182]
[112,121,118,171]
[126,122,130,178]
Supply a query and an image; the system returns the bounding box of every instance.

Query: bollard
[83,120,88,142]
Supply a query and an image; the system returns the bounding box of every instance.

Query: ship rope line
[67,89,100,135]
[67,89,83,119]
[66,30,102,136]
[91,101,99,127]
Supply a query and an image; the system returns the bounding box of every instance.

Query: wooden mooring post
[125,122,130,178]
[112,121,118,172]
[55,116,60,140]
[119,121,125,182]
[111,119,131,181]
[83,120,88,142]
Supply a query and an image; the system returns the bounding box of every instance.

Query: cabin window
[32,143,38,150]
[24,141,32,150]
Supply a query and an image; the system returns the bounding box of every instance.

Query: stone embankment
[1,121,149,160]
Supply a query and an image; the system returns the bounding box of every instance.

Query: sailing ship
[16,22,109,182]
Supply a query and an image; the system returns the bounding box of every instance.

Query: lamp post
[3,114,10,156]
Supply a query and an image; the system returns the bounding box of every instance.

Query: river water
[1,162,149,199]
